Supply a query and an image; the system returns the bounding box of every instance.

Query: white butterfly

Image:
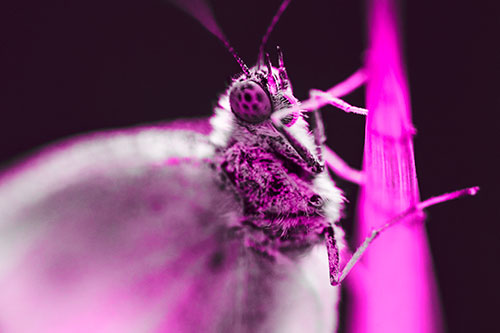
[0,1,346,332]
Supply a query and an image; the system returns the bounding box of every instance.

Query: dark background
[1,0,498,331]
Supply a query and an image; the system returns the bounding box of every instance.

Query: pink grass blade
[348,0,443,332]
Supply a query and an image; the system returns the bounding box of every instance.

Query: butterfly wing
[0,123,338,332]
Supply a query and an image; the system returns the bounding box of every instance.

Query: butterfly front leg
[302,69,369,185]
[304,68,369,116]
[271,75,368,186]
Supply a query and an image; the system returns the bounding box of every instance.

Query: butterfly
[0,0,478,332]
[0,1,348,331]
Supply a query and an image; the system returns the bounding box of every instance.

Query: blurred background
[0,0,498,331]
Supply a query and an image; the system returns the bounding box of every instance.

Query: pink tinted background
[0,0,496,331]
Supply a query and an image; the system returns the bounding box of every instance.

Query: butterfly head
[228,48,296,125]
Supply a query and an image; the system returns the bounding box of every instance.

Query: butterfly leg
[307,109,364,185]
[308,109,363,184]
[309,90,368,116]
[272,69,368,126]
[324,144,364,185]
[309,110,326,163]
[333,187,479,285]
[307,68,368,115]
[323,225,341,286]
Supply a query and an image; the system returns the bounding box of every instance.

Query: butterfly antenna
[222,40,250,77]
[166,0,249,76]
[257,0,292,66]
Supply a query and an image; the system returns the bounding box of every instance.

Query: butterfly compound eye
[229,81,272,123]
